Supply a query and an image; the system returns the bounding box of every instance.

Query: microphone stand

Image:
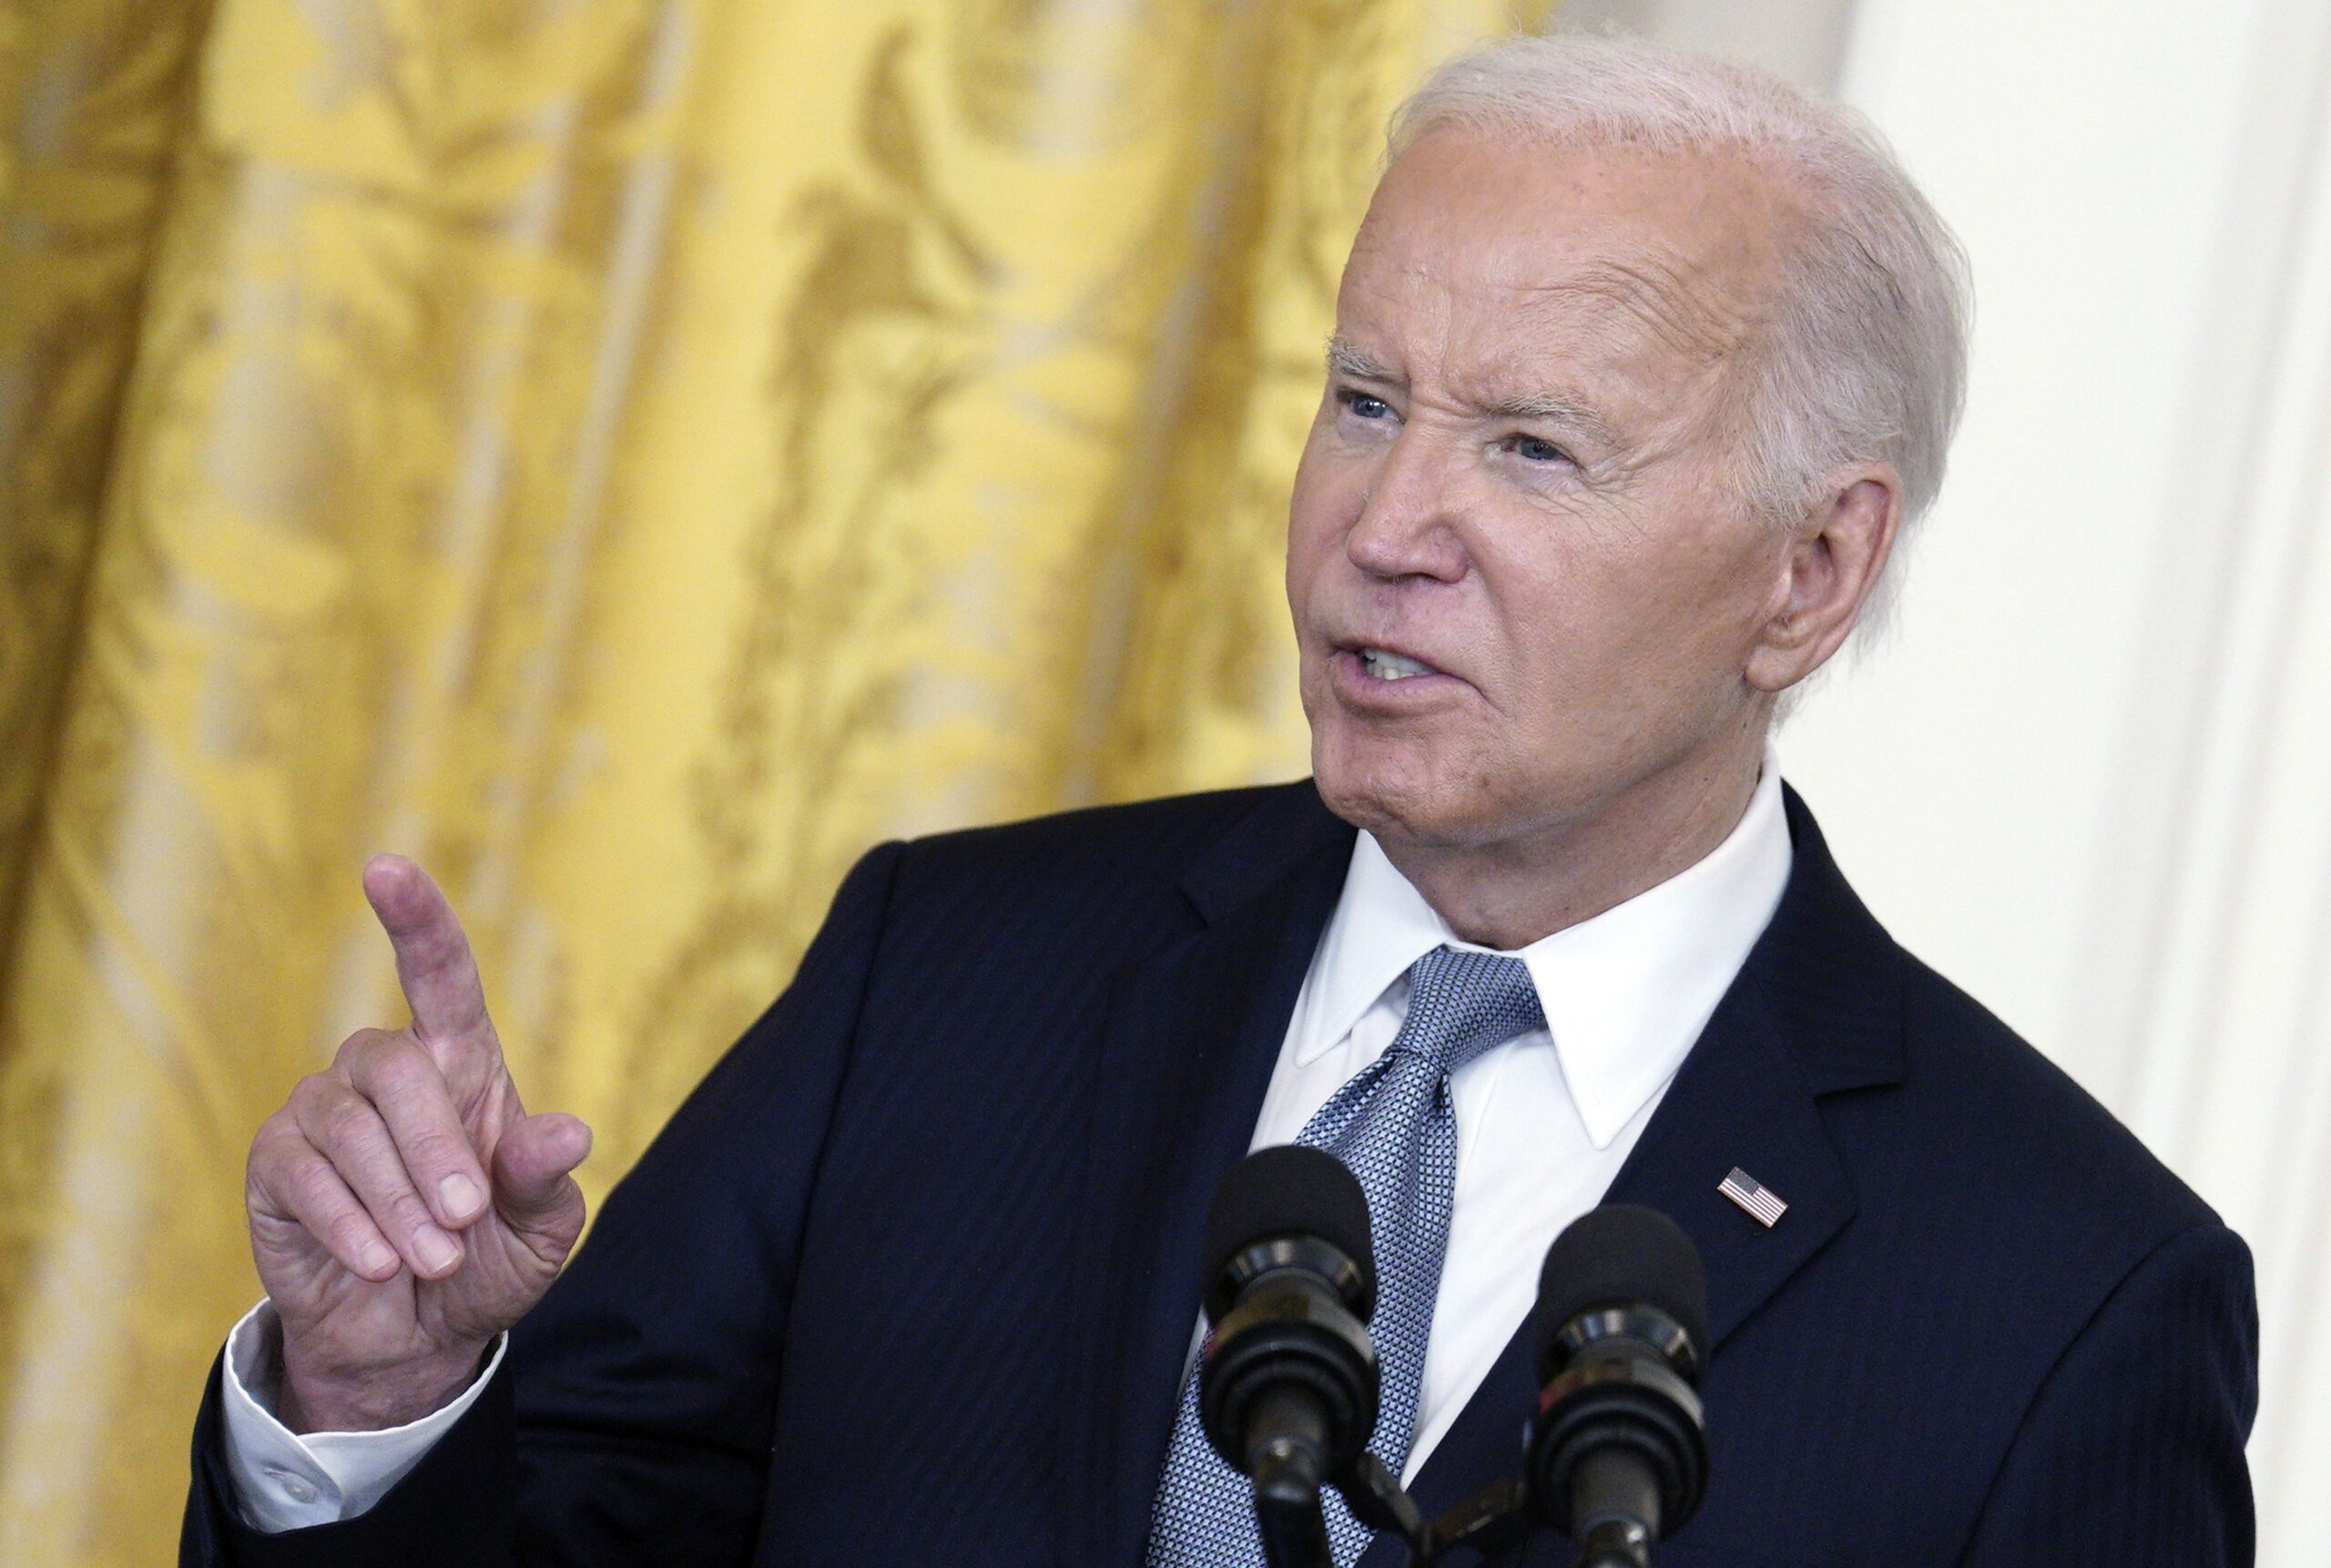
[1250,1445,1654,1568]
[1331,1468,1627,1568]
[1248,1450,1434,1568]
[1250,1437,1335,1568]
[1336,1452,1431,1559]
[1416,1477,1535,1563]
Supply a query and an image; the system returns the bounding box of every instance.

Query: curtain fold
[0,1,1548,1561]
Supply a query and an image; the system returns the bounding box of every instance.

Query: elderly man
[181,35,2255,1568]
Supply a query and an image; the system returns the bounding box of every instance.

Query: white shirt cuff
[219,1300,506,1532]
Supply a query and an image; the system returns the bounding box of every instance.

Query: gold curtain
[0,0,1549,1561]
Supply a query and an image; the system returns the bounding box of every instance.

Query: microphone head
[1534,1203,1709,1380]
[1201,1145,1376,1320]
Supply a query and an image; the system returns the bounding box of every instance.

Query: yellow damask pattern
[0,1,1547,1561]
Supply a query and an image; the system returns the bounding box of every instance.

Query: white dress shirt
[224,761,1792,1527]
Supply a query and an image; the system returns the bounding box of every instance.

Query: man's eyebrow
[1483,389,1619,439]
[1325,337,1396,382]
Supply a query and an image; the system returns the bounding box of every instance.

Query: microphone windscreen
[1201,1145,1376,1309]
[1534,1204,1709,1379]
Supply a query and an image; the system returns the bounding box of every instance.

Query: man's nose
[1346,430,1468,582]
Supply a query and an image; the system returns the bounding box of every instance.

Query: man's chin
[1312,759,1482,851]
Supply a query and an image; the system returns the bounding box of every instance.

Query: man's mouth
[1357,646,1440,681]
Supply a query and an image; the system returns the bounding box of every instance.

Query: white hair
[1389,36,1972,637]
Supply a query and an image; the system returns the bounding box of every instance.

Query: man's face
[1288,127,1806,859]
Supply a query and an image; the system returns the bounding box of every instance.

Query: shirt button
[264,1467,319,1504]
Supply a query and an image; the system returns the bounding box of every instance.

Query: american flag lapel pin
[1719,1166,1787,1227]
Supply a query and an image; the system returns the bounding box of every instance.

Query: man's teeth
[1359,647,1437,680]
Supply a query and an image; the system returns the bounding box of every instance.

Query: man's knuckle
[249,1110,297,1166]
[324,1212,379,1257]
[372,1040,445,1102]
[319,1093,377,1148]
[286,1153,342,1212]
[405,1128,470,1177]
[284,1072,332,1116]
[285,1082,340,1143]
[332,1027,384,1068]
[387,1190,437,1237]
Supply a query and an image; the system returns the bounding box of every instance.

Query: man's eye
[1512,434,1573,465]
[1340,391,1394,421]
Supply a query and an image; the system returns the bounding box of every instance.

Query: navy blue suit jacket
[182,782,2257,1566]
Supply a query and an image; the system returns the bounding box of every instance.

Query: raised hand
[245,855,593,1432]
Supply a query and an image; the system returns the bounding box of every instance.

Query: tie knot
[1392,946,1543,1078]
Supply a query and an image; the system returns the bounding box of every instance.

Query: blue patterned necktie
[1145,946,1546,1567]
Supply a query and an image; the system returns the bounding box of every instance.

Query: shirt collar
[1297,756,1795,1149]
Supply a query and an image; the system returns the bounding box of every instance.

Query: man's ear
[1744,464,1902,694]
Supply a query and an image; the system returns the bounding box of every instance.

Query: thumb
[492,1111,592,1244]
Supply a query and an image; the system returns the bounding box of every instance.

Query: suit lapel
[1605,787,1903,1352]
[1603,983,1857,1348]
[1359,785,1907,1561]
[1058,786,1356,1568]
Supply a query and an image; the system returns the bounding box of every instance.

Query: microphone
[1527,1205,1711,1568]
[1196,1145,1380,1567]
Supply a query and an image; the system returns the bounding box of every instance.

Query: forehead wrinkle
[1526,253,1766,369]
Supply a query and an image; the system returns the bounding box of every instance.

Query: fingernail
[439,1173,484,1220]
[359,1239,399,1278]
[415,1227,461,1275]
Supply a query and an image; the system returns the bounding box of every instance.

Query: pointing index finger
[363,854,499,1061]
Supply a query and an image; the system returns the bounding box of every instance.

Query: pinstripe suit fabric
[181,781,2256,1568]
